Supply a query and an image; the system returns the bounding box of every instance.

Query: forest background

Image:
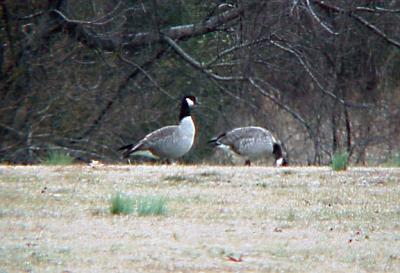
[1,0,399,165]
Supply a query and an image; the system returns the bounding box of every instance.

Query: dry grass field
[0,165,399,273]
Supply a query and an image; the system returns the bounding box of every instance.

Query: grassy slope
[0,165,399,272]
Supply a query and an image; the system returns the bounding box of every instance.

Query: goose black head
[179,95,198,120]
[273,143,289,167]
[184,95,197,108]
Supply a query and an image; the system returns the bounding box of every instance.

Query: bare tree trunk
[331,108,338,155]
[344,106,352,154]
[355,125,370,166]
[341,88,352,156]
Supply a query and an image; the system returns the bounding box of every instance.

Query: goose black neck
[272,143,283,160]
[179,99,191,121]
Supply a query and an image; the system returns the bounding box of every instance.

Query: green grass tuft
[393,153,400,167]
[110,193,167,216]
[43,150,74,165]
[256,182,268,188]
[135,195,167,216]
[286,208,296,222]
[332,151,349,171]
[384,153,400,167]
[110,193,133,215]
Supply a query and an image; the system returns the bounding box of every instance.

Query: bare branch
[305,0,338,35]
[16,10,46,20]
[53,6,243,52]
[312,0,400,49]
[206,77,299,133]
[53,8,122,26]
[0,123,24,138]
[205,37,270,67]
[163,35,245,81]
[77,48,167,140]
[351,13,400,49]
[248,77,314,135]
[269,37,373,109]
[118,54,174,99]
[354,7,400,13]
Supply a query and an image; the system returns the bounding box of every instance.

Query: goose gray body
[127,117,194,159]
[209,126,287,166]
[119,96,197,161]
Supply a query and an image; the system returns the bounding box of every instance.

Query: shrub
[331,151,349,171]
[110,193,133,215]
[43,150,74,165]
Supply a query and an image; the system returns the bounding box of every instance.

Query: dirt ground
[0,165,399,273]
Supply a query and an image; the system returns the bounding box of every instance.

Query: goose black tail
[118,144,134,151]
[208,132,226,146]
[118,144,135,158]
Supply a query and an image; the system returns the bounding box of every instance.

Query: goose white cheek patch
[186,98,195,107]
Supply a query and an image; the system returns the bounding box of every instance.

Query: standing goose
[209,126,288,166]
[119,95,198,162]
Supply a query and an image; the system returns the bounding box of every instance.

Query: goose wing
[120,125,178,158]
[133,125,178,151]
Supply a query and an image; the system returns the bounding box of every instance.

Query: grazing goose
[119,95,198,162]
[209,126,288,166]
